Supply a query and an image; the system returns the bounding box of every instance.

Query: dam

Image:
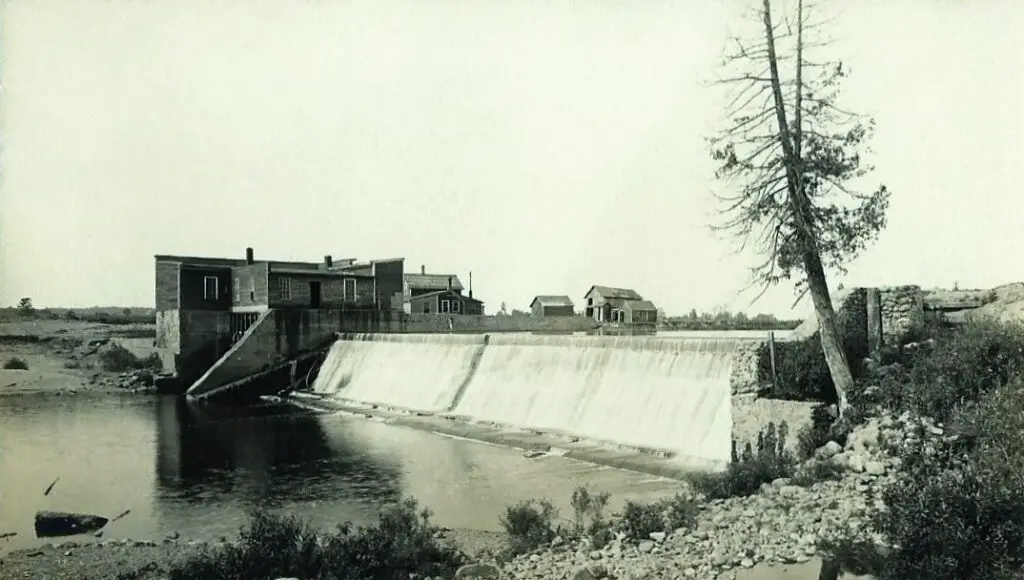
[312,332,769,468]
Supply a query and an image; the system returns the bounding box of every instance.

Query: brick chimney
[447,276,453,291]
[324,255,333,268]
[421,264,426,275]
[245,247,254,265]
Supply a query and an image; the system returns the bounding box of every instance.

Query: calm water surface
[0,395,682,552]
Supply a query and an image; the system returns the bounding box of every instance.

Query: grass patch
[688,422,796,499]
[3,357,28,370]
[169,498,464,580]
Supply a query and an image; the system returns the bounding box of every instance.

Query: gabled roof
[408,289,483,304]
[584,285,643,301]
[531,295,574,308]
[405,273,464,291]
[621,299,657,312]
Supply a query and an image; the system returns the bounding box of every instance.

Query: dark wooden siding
[155,261,180,311]
[373,261,404,311]
[540,305,574,317]
[179,267,232,310]
[269,273,376,308]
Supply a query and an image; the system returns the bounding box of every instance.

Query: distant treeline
[662,310,802,331]
[0,301,156,325]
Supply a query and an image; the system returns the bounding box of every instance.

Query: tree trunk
[802,248,854,417]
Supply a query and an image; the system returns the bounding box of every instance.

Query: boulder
[34,511,109,538]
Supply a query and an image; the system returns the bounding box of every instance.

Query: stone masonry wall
[879,285,925,345]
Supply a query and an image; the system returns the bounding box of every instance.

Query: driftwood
[34,511,109,538]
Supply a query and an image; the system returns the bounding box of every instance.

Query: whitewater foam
[313,333,746,465]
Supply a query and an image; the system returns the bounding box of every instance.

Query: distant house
[403,265,482,314]
[530,295,575,317]
[583,285,656,324]
[407,289,484,316]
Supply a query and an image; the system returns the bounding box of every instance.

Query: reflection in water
[1,394,683,554]
[154,397,405,508]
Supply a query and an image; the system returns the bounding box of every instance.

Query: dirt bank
[0,320,160,397]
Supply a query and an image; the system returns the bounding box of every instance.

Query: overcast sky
[1,0,1021,317]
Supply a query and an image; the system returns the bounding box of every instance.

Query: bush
[795,404,850,461]
[3,357,28,370]
[876,320,1024,422]
[99,344,163,372]
[688,422,795,499]
[568,486,613,548]
[824,377,1024,580]
[170,498,464,580]
[617,493,699,541]
[499,499,558,556]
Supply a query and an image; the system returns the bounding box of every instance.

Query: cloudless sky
[1,0,1021,317]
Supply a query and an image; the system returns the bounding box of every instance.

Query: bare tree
[709,0,890,418]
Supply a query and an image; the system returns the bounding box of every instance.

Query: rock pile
[493,411,953,580]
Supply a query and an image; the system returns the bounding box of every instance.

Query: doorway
[309,281,322,308]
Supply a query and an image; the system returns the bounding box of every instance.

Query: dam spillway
[312,333,757,466]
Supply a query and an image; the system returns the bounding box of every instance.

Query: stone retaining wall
[879,285,925,345]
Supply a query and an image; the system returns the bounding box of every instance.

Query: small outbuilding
[530,295,575,317]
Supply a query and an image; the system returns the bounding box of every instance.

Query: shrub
[823,377,1024,580]
[795,404,845,461]
[169,498,464,580]
[98,344,163,372]
[568,486,613,547]
[660,493,700,531]
[876,320,1024,422]
[617,493,699,541]
[618,501,665,541]
[499,499,558,556]
[3,357,28,370]
[688,422,796,499]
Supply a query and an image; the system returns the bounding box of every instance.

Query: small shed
[620,299,658,324]
[530,295,575,317]
[407,289,484,316]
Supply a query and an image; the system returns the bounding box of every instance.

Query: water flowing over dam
[313,333,754,466]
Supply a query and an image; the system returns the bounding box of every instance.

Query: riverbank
[0,320,160,397]
[0,527,510,580]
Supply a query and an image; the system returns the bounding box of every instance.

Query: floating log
[34,511,109,538]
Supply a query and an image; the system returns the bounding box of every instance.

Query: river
[0,394,684,553]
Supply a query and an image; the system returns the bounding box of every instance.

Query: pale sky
[1,0,1021,317]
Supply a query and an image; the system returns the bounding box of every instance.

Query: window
[451,300,461,314]
[422,302,430,314]
[250,276,256,302]
[440,299,450,313]
[203,276,219,301]
[278,277,292,300]
[343,278,357,301]
[233,277,240,302]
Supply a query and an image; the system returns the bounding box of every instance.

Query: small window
[233,277,240,302]
[440,299,450,313]
[451,300,461,314]
[278,277,292,300]
[422,302,430,314]
[203,276,219,301]
[343,278,356,301]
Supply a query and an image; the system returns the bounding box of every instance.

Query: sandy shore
[0,320,159,397]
